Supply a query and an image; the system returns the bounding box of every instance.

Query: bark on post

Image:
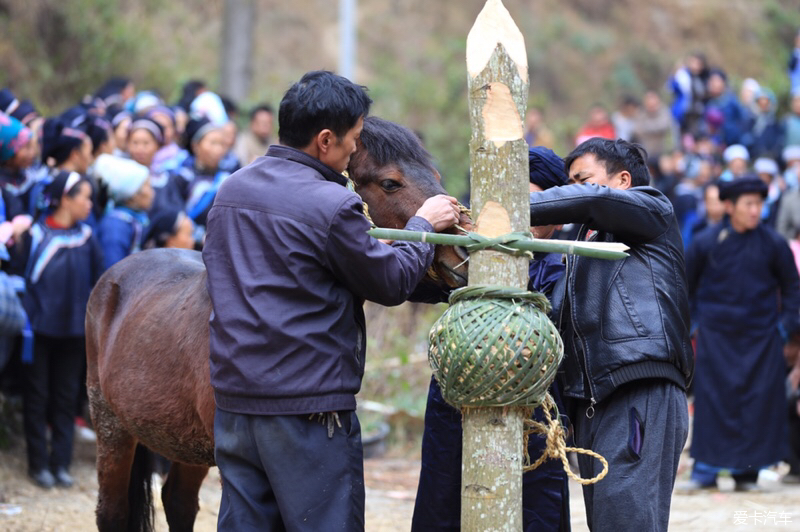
[462,1,529,530]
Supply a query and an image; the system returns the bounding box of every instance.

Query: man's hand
[415,195,460,232]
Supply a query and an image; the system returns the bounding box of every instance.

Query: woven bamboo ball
[428,285,563,407]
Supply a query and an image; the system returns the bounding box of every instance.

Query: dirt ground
[1,432,799,531]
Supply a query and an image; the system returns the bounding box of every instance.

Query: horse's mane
[358,116,435,172]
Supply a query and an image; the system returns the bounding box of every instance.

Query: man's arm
[326,197,435,307]
[529,183,673,242]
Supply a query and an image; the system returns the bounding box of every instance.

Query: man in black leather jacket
[529,138,693,532]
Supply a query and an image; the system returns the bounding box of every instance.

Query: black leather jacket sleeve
[529,184,673,243]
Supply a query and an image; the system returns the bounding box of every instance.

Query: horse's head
[349,116,471,288]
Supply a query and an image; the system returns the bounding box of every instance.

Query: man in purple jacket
[202,70,460,531]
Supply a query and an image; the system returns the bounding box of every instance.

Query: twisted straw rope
[523,393,609,485]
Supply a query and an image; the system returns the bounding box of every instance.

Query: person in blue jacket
[95,154,153,269]
[20,170,104,489]
[411,147,571,532]
[162,116,234,244]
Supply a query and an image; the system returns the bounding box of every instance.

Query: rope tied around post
[523,393,609,485]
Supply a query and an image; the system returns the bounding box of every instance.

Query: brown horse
[85,116,471,532]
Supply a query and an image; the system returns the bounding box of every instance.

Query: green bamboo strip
[368,227,629,260]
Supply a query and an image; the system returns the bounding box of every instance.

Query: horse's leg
[161,462,210,532]
[89,385,138,531]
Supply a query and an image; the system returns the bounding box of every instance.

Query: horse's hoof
[29,469,55,489]
[53,468,74,488]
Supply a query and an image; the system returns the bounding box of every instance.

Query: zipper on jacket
[585,398,596,419]
[573,225,598,418]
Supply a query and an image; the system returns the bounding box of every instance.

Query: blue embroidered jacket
[98,206,149,270]
[22,221,104,337]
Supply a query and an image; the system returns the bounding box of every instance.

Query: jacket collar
[266,145,348,187]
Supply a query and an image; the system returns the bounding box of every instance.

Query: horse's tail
[127,443,156,532]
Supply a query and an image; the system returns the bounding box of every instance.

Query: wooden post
[462,1,529,530]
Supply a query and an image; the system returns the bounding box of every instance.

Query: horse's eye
[380,179,403,192]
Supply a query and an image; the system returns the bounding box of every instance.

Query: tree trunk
[462,1,529,530]
[220,0,255,103]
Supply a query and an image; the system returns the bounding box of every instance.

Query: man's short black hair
[278,70,372,149]
[249,104,274,121]
[565,138,651,187]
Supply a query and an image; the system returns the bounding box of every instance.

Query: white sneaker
[76,425,97,443]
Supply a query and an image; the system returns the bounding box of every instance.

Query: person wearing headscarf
[720,144,750,180]
[87,117,115,158]
[19,170,103,489]
[682,176,800,493]
[126,90,163,115]
[41,116,94,176]
[91,77,135,109]
[142,208,194,250]
[177,79,206,113]
[743,87,785,161]
[412,146,571,532]
[126,116,165,170]
[160,116,232,243]
[147,105,187,173]
[189,91,240,173]
[10,99,42,132]
[94,154,153,270]
[41,112,105,228]
[107,107,132,156]
[0,113,38,252]
[754,157,784,227]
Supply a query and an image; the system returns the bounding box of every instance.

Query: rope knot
[523,394,609,485]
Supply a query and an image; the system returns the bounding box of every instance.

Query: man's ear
[617,170,633,190]
[316,129,335,155]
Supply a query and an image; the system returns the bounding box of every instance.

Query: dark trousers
[569,380,688,532]
[22,334,85,472]
[411,376,570,532]
[214,407,365,532]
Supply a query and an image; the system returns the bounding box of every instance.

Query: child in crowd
[21,171,103,489]
[142,208,195,250]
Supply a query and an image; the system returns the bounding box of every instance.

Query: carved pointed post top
[466,0,528,83]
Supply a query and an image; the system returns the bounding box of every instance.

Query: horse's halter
[343,170,471,284]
